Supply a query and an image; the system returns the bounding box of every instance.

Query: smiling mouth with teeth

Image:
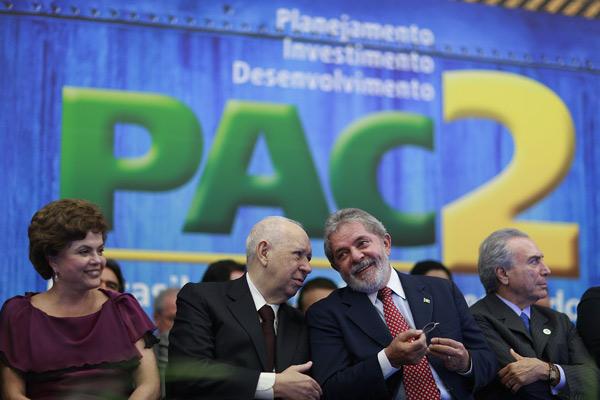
[86,269,101,275]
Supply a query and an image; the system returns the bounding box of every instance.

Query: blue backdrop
[1,0,599,319]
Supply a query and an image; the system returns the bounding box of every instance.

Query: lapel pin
[423,297,431,304]
[543,328,551,335]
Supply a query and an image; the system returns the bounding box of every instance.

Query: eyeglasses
[421,321,439,336]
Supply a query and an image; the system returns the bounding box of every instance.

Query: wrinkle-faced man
[307,208,496,400]
[471,228,599,399]
[167,216,322,400]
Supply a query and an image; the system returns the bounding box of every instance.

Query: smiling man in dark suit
[471,228,598,399]
[167,216,322,400]
[306,208,496,400]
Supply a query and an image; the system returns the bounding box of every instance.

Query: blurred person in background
[154,287,179,399]
[411,259,453,281]
[0,198,159,399]
[297,277,337,314]
[577,286,600,368]
[154,288,179,337]
[201,259,246,282]
[100,258,126,292]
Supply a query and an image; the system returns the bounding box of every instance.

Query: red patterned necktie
[378,287,441,400]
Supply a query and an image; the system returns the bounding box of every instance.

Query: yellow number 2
[443,70,578,276]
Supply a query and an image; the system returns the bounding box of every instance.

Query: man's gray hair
[245,216,304,263]
[478,228,529,294]
[324,208,387,265]
[153,287,179,315]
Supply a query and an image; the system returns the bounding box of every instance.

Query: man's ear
[256,240,270,267]
[496,266,509,285]
[383,233,392,256]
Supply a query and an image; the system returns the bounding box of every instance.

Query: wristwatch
[548,362,560,387]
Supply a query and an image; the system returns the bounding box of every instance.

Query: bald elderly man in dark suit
[167,217,322,400]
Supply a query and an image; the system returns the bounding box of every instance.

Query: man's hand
[273,361,322,400]
[498,349,549,393]
[384,329,428,368]
[427,337,470,373]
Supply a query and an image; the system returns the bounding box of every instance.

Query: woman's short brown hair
[28,198,108,280]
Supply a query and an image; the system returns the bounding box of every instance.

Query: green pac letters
[330,112,435,245]
[60,87,203,227]
[183,101,329,236]
[61,87,432,241]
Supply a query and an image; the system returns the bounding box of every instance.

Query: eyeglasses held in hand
[421,321,439,336]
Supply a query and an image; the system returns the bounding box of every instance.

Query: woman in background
[101,258,126,292]
[0,198,159,399]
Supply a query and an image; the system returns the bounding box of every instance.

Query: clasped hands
[498,349,550,393]
[273,361,322,400]
[384,329,470,373]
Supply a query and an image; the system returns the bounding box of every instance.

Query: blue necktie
[520,312,530,333]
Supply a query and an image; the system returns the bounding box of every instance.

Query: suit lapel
[226,277,269,371]
[399,272,433,329]
[530,306,550,357]
[342,287,391,347]
[485,295,535,350]
[276,304,301,371]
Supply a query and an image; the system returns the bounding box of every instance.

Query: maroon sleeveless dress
[0,288,157,399]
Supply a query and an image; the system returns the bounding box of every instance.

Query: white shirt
[247,274,279,399]
[371,266,453,399]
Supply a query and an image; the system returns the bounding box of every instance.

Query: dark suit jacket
[306,271,497,400]
[166,276,310,399]
[471,294,599,399]
[577,286,600,368]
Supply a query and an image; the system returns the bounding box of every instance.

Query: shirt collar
[246,273,280,314]
[367,265,405,305]
[495,293,531,318]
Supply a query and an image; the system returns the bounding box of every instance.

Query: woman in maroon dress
[0,199,160,399]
